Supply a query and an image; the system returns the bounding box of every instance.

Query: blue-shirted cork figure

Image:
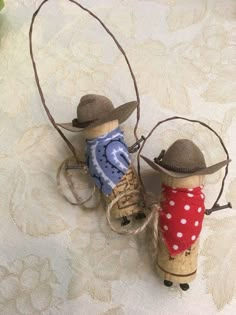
[60,94,146,225]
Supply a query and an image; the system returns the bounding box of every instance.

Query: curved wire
[137,116,230,208]
[29,0,140,163]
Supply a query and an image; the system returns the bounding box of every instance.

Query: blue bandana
[86,127,131,196]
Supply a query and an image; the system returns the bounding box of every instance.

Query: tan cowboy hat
[141,139,230,178]
[58,94,137,132]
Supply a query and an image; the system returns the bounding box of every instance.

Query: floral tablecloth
[0,1,235,314]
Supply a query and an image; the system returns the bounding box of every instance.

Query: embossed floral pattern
[184,24,236,104]
[0,0,235,314]
[0,255,59,315]
[68,212,147,302]
[203,217,236,310]
[2,126,69,236]
[111,40,205,114]
[167,0,207,32]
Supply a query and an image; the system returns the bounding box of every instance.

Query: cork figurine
[60,94,146,226]
[141,139,230,291]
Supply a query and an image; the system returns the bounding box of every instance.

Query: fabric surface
[0,0,236,314]
[160,185,205,255]
[86,127,131,195]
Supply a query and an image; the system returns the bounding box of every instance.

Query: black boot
[179,283,189,291]
[121,216,130,226]
[164,280,173,287]
[135,212,146,220]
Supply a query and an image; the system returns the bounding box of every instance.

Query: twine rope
[150,207,159,262]
[56,157,98,207]
[106,189,160,235]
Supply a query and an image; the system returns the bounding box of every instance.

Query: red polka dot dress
[159,185,205,256]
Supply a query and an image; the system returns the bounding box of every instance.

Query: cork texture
[105,166,144,218]
[156,235,199,283]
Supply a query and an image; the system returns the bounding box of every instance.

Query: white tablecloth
[0,0,235,314]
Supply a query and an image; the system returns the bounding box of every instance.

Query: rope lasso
[29,0,141,154]
[29,0,142,206]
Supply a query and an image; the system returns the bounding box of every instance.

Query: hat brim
[58,101,137,132]
[141,155,231,178]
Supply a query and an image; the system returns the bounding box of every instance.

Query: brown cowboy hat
[58,94,137,132]
[141,139,230,178]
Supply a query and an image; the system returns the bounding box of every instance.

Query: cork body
[85,120,144,218]
[156,236,199,283]
[156,174,204,283]
[104,165,144,218]
[84,120,119,140]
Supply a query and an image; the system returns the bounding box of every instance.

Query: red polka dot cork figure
[141,138,231,291]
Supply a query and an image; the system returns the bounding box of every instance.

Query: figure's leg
[121,216,130,226]
[179,283,190,291]
[164,280,173,287]
[135,212,146,220]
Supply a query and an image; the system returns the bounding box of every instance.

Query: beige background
[0,0,236,314]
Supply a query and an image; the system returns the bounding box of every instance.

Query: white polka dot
[187,193,194,197]
[172,190,177,193]
[201,194,204,199]
[184,205,190,210]
[181,218,187,224]
[194,221,199,226]
[198,207,202,213]
[163,225,168,231]
[173,245,179,250]
[191,235,196,241]
[177,232,183,238]
[166,213,172,219]
[188,188,193,191]
[169,200,175,206]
